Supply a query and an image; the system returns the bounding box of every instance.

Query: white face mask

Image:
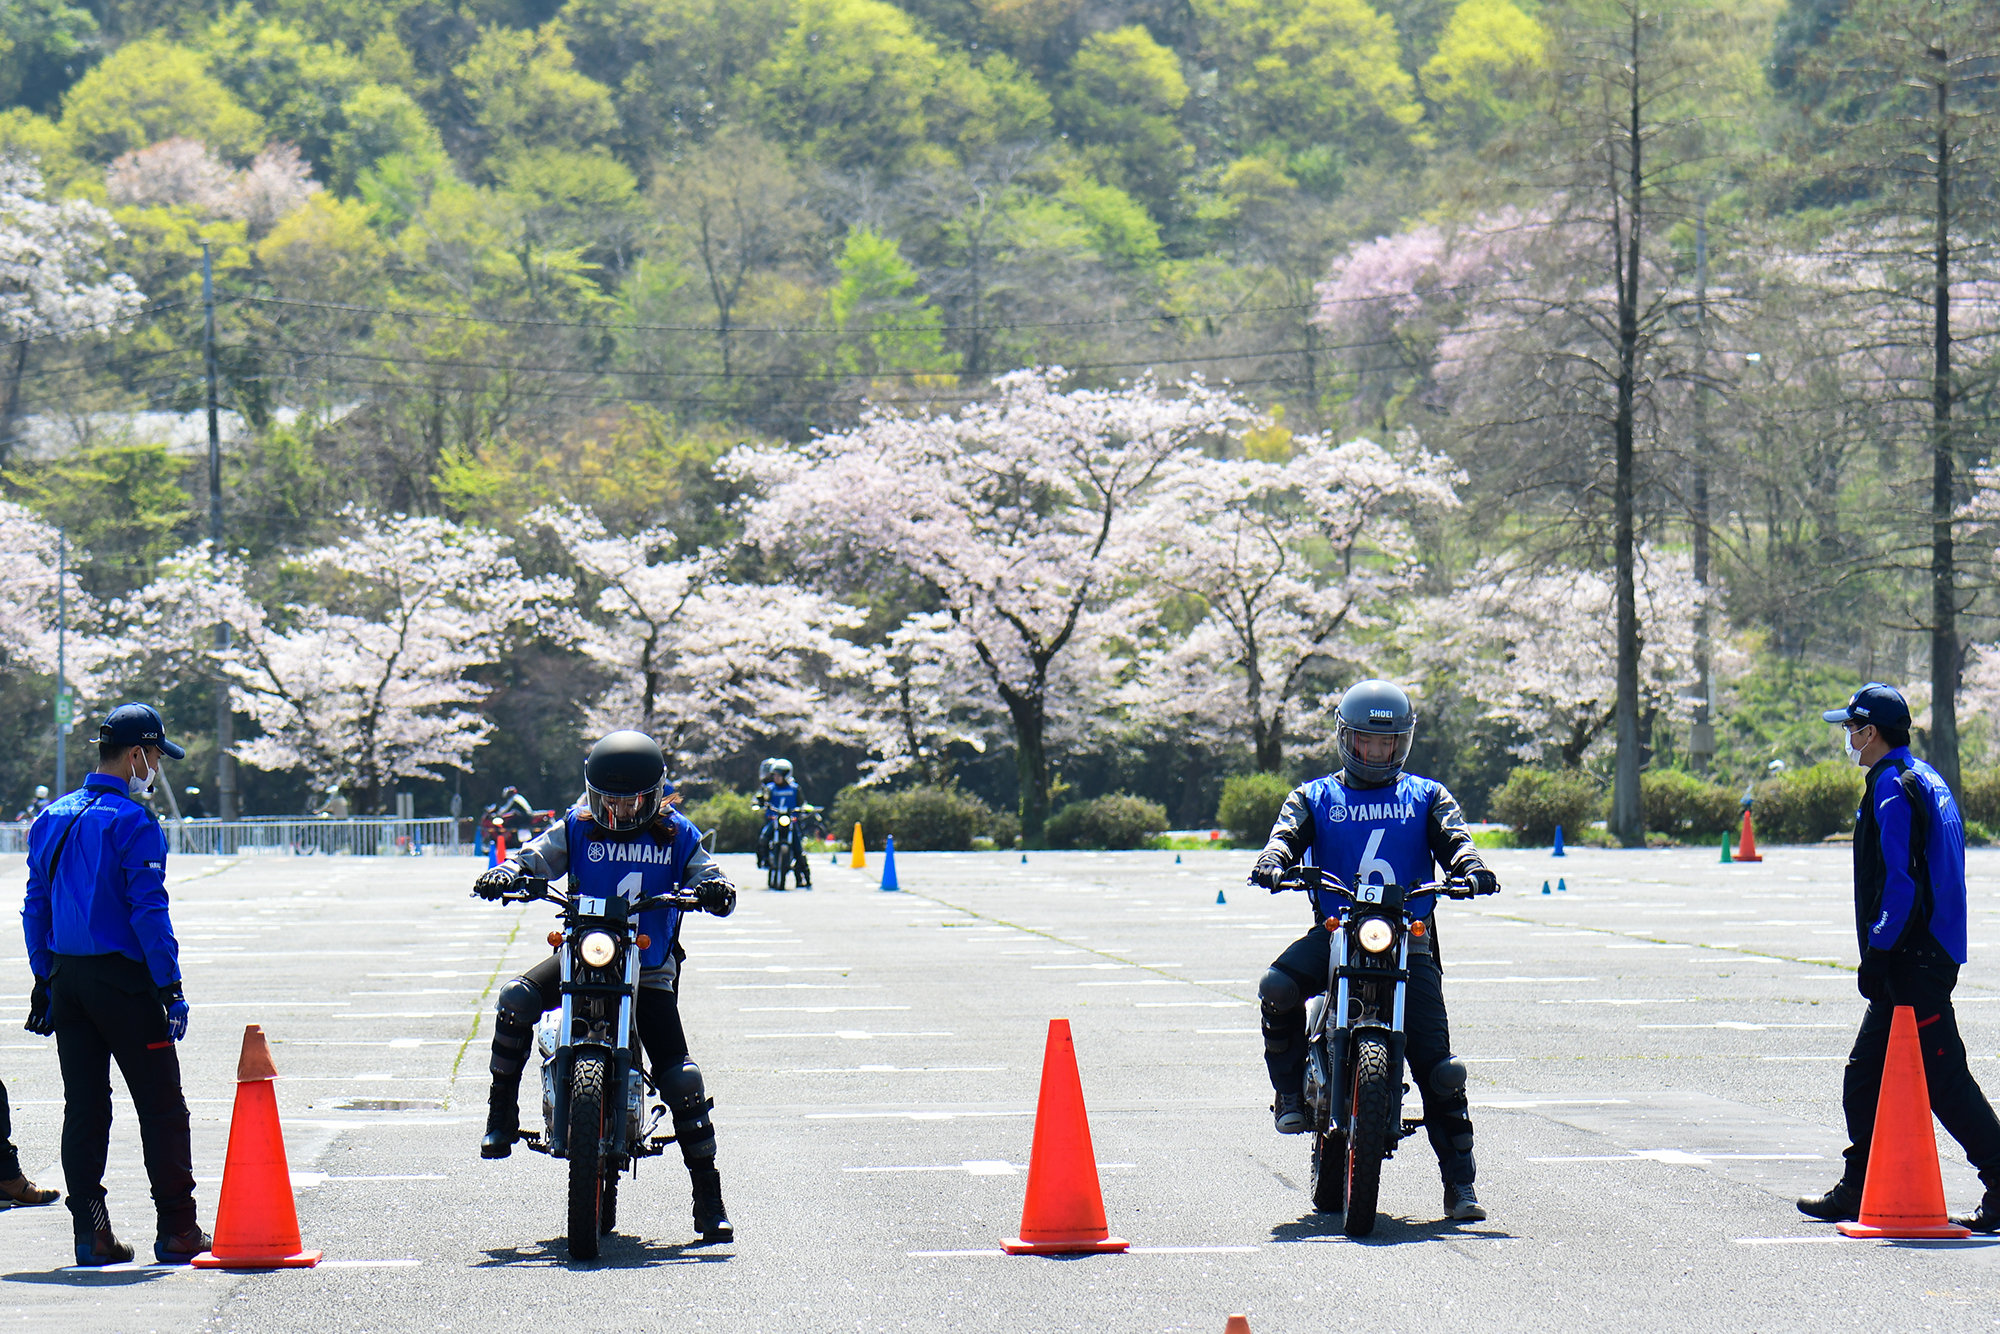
[1843,728,1865,767]
[128,753,157,798]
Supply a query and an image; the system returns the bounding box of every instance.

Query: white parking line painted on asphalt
[1134,1001,1248,1008]
[809,1110,1031,1121]
[1639,1022,1847,1030]
[1732,1237,1842,1246]
[846,1161,1025,1175]
[1759,1055,1845,1061]
[318,1259,424,1268]
[291,1173,449,1187]
[1474,1099,1632,1108]
[1529,1151,1823,1165]
[777,1066,1006,1074]
[742,1030,954,1040]
[737,1005,912,1013]
[1075,980,1181,987]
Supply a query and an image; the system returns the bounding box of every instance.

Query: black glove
[23,978,51,1036]
[1467,867,1501,896]
[696,879,737,918]
[1857,949,1892,1002]
[474,865,519,900]
[1249,854,1289,891]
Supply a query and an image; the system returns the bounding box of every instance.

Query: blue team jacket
[1854,747,1967,964]
[21,773,181,986]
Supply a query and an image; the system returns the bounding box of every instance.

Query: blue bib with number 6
[1301,773,1443,921]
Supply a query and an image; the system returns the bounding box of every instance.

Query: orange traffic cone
[1838,1005,1972,1239]
[1002,1019,1128,1255]
[192,1025,323,1268]
[1735,810,1763,863]
[1225,1319,1253,1334]
[850,823,867,869]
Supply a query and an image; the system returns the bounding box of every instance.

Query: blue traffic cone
[830,852,837,865]
[1553,825,1566,857]
[1216,889,1226,905]
[1557,878,1567,892]
[1021,853,1028,864]
[1175,853,1182,864]
[881,836,899,891]
[1541,880,1551,895]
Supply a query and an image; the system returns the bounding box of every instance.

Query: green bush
[1641,769,1739,840]
[1489,767,1601,845]
[685,788,760,853]
[1959,769,2000,828]
[1217,771,1292,840]
[1045,793,1169,849]
[828,783,1008,851]
[1751,761,1863,843]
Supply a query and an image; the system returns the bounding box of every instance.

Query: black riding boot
[481,1076,520,1159]
[690,1162,733,1241]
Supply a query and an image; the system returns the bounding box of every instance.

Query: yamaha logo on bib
[586,841,607,862]
[1327,805,1348,822]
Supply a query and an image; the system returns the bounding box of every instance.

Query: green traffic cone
[1720,831,1732,864]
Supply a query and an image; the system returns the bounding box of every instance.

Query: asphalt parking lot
[0,844,1996,1332]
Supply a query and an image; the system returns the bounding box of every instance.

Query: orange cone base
[1001,1235,1128,1255]
[1835,1220,1970,1240]
[191,1248,322,1268]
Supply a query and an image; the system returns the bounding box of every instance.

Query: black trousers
[1266,927,1476,1185]
[1841,955,2000,1188]
[50,954,196,1233]
[0,1078,22,1181]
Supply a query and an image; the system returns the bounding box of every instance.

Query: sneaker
[1952,1188,2000,1234]
[1443,1182,1486,1221]
[74,1228,134,1267]
[1797,1181,1861,1222]
[1272,1091,1309,1134]
[154,1225,211,1265]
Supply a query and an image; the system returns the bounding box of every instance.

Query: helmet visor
[1337,721,1413,784]
[587,781,660,831]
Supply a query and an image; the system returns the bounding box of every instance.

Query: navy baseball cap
[1822,683,1911,731]
[98,703,185,759]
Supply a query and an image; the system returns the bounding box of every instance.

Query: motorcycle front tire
[768,843,788,891]
[1342,1034,1394,1238]
[567,1054,609,1259]
[600,1170,618,1235]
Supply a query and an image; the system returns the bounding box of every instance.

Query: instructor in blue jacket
[1799,683,2000,1231]
[21,704,208,1266]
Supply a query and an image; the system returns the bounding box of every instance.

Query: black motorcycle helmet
[1335,680,1416,787]
[584,731,667,832]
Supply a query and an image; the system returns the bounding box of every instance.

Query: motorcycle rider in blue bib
[1249,680,1500,1223]
[473,731,738,1241]
[754,758,807,884]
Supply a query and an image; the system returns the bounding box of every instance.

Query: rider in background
[754,759,805,882]
[1248,679,1500,1223]
[472,731,738,1242]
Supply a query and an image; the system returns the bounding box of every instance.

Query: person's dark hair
[1878,724,1911,749]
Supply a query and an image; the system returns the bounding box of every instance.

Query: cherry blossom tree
[0,156,145,447]
[105,139,320,234]
[533,505,875,775]
[0,500,109,741]
[1405,547,1712,768]
[734,369,1253,842]
[1124,434,1463,771]
[854,611,1006,787]
[134,514,568,813]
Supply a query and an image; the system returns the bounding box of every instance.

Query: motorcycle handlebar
[484,878,706,913]
[1268,867,1497,900]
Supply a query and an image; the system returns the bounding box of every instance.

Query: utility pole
[1689,204,1715,775]
[203,243,236,820]
[53,528,67,795]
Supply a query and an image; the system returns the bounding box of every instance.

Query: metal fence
[0,816,466,858]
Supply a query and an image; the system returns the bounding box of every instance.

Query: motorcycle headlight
[578,931,618,969]
[779,815,792,828]
[1356,918,1395,954]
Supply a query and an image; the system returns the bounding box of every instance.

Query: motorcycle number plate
[1356,884,1385,904]
[577,897,605,916]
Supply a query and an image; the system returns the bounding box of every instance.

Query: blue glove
[159,982,189,1042]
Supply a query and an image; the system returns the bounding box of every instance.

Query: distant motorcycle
[764,803,822,892]
[1281,865,1497,1237]
[479,805,556,851]
[484,876,713,1259]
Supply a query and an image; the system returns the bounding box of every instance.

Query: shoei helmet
[584,731,667,831]
[1335,680,1416,786]
[768,758,793,783]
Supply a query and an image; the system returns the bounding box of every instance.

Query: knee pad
[1259,968,1302,1017]
[495,976,545,1028]
[1430,1056,1468,1096]
[661,1059,708,1115]
[1451,1131,1475,1152]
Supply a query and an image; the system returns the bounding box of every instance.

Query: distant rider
[471,731,739,1242]
[15,785,49,822]
[754,759,809,886]
[1249,680,1500,1223]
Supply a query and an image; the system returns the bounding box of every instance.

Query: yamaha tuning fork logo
[586,841,608,862]
[1327,805,1349,822]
